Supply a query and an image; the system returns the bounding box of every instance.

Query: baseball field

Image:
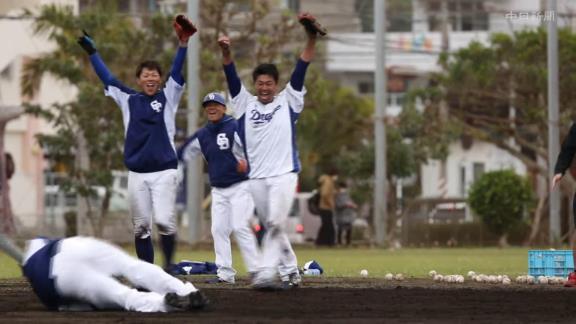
[1,246,574,323]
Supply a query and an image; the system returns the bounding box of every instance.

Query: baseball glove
[77,30,96,55]
[174,14,197,42]
[298,12,327,37]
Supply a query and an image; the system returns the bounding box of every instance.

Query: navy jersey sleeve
[89,53,136,94]
[169,46,187,86]
[289,59,310,92]
[555,123,576,175]
[223,62,241,98]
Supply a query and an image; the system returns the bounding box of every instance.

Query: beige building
[0,0,78,233]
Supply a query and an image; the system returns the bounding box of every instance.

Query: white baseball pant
[211,181,260,282]
[52,237,196,312]
[249,172,299,283]
[128,168,178,237]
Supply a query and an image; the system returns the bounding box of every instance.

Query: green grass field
[0,246,535,279]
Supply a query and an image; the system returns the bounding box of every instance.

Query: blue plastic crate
[528,250,573,278]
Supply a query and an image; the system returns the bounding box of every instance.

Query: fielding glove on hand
[77,30,96,55]
[298,12,327,37]
[174,15,197,43]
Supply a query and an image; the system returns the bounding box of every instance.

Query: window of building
[358,81,375,94]
[427,0,488,32]
[473,162,485,181]
[388,0,412,32]
[387,92,406,106]
[65,193,77,207]
[356,0,413,32]
[45,193,58,208]
[459,165,466,196]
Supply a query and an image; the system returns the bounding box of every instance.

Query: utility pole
[437,0,449,202]
[186,0,203,243]
[374,0,388,246]
[547,0,560,245]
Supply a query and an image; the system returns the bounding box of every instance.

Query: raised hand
[218,35,232,64]
[298,12,327,38]
[173,15,197,44]
[77,30,96,55]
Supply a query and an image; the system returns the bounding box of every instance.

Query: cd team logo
[250,105,282,126]
[216,133,229,150]
[150,100,162,112]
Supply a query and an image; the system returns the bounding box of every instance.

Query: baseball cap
[202,92,226,107]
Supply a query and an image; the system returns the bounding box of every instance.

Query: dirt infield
[1,276,575,323]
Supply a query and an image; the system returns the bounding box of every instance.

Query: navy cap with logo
[202,92,226,107]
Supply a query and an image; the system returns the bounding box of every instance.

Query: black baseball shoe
[165,291,209,311]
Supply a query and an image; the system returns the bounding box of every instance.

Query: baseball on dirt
[360,269,369,277]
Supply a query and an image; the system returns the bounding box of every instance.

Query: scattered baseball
[394,273,404,281]
[502,278,511,285]
[384,273,393,280]
[429,270,437,278]
[467,271,476,278]
[538,276,548,284]
[360,269,369,277]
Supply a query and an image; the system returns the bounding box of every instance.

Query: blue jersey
[22,239,63,310]
[89,48,187,173]
[178,115,248,188]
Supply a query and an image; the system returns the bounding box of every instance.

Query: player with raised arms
[178,92,260,284]
[217,13,324,289]
[77,15,196,272]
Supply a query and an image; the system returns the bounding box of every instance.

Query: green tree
[468,170,533,247]
[413,28,576,244]
[21,3,175,236]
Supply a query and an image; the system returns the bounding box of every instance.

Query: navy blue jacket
[178,115,248,188]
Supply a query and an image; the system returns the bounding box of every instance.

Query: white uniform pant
[128,169,178,237]
[211,181,260,282]
[52,237,196,312]
[249,172,298,282]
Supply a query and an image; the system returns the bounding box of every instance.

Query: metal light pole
[374,0,388,246]
[547,0,560,245]
[186,0,203,243]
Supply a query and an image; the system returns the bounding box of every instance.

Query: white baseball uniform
[178,115,260,283]
[230,82,306,283]
[22,237,197,312]
[89,48,186,241]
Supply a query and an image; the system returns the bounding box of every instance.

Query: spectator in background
[315,169,337,246]
[5,153,14,180]
[1,152,16,234]
[334,181,357,246]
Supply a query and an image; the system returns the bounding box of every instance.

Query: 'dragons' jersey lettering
[231,83,306,179]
